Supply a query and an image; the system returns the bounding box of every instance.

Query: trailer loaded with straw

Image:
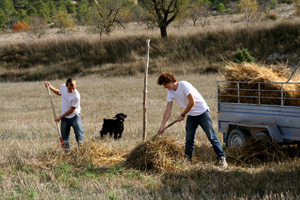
[218,61,300,147]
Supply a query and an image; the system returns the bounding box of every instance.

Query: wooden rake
[46,86,64,146]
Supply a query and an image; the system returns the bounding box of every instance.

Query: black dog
[100,113,127,140]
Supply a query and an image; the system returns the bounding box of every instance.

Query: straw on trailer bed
[219,62,300,106]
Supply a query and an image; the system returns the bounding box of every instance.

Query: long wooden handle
[149,119,179,140]
[162,119,179,131]
[133,119,179,153]
[46,86,61,138]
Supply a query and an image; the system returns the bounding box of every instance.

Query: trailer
[217,80,300,147]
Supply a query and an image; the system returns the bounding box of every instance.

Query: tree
[88,0,125,39]
[188,0,211,27]
[13,0,29,11]
[18,9,29,22]
[0,0,16,20]
[12,21,29,32]
[76,3,89,25]
[52,11,73,34]
[238,0,258,26]
[0,14,7,29]
[188,0,201,26]
[26,6,38,16]
[139,0,189,38]
[47,1,58,17]
[260,0,277,15]
[130,3,144,24]
[66,1,76,13]
[28,14,47,38]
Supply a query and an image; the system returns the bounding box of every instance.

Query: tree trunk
[160,26,167,38]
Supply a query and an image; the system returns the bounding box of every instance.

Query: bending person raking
[157,72,227,168]
[44,78,84,152]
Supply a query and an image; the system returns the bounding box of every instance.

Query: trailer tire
[228,129,248,147]
[255,131,271,143]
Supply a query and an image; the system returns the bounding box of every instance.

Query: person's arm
[44,82,61,96]
[158,101,173,134]
[177,93,195,121]
[55,106,76,122]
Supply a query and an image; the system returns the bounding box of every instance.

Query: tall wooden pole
[143,39,150,140]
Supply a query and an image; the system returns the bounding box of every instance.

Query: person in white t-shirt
[44,78,84,151]
[157,72,227,168]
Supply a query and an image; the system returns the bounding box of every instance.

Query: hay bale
[219,62,300,106]
[125,136,186,171]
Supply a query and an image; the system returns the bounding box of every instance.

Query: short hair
[157,72,177,85]
[66,77,76,86]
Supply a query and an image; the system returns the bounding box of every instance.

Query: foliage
[12,21,29,32]
[28,14,47,38]
[139,0,189,38]
[88,0,126,39]
[188,0,211,27]
[0,0,15,18]
[270,0,278,9]
[0,14,7,29]
[52,11,73,34]
[76,0,90,25]
[233,48,255,64]
[238,0,258,26]
[217,3,226,12]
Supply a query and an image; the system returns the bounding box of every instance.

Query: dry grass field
[0,3,300,199]
[0,73,300,199]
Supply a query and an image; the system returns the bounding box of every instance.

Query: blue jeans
[185,110,225,159]
[61,113,84,148]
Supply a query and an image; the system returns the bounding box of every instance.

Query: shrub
[12,21,29,32]
[217,3,226,12]
[268,13,278,21]
[270,0,278,9]
[233,48,255,64]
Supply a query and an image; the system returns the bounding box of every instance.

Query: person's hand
[158,126,164,134]
[44,82,50,88]
[178,114,185,122]
[55,117,61,123]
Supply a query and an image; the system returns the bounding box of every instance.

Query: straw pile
[22,136,298,171]
[125,136,186,171]
[225,137,293,165]
[26,140,127,170]
[219,62,300,106]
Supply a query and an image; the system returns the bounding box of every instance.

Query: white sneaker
[218,156,228,168]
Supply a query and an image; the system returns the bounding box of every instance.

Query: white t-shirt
[167,81,209,116]
[59,84,81,118]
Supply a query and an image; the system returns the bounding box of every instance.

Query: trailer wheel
[228,129,248,147]
[255,131,271,143]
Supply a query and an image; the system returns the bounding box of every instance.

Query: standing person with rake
[157,72,228,168]
[44,78,84,152]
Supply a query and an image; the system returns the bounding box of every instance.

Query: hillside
[0,3,299,81]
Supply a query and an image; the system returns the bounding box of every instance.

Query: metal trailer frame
[217,80,300,147]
